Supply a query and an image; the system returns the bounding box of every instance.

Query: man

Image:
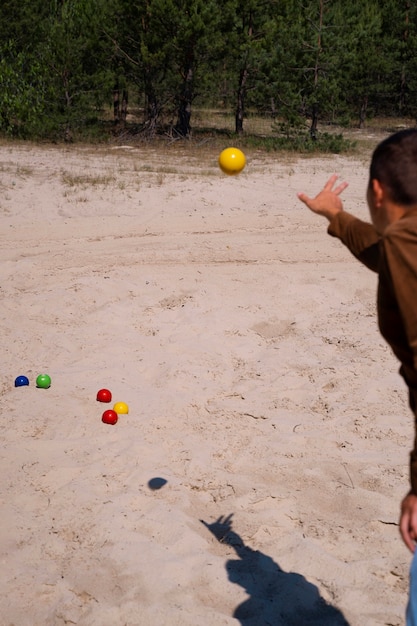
[297,128,417,623]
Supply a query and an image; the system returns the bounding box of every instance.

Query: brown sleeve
[327,211,381,272]
[384,226,417,494]
[384,228,417,372]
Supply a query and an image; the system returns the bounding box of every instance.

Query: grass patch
[240,132,356,154]
[61,171,116,187]
[15,165,34,177]
[108,115,357,155]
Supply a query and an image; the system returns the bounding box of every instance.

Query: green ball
[36,374,51,389]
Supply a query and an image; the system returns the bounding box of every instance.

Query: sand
[0,138,412,625]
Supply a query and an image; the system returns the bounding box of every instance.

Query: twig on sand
[342,462,355,489]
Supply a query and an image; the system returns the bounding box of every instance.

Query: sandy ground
[0,138,413,625]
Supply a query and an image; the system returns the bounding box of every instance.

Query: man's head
[370,128,417,205]
[368,128,417,233]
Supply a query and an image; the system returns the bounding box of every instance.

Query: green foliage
[0,0,116,139]
[0,43,46,136]
[0,0,416,146]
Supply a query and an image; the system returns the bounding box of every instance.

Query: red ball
[102,410,118,425]
[97,388,112,403]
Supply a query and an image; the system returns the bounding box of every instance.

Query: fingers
[334,181,349,195]
[215,514,233,526]
[299,174,347,199]
[323,174,340,190]
[322,174,348,195]
[297,192,311,206]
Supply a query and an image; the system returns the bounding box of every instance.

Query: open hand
[297,174,348,221]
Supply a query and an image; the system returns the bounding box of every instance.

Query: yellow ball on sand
[113,401,129,414]
[218,147,246,176]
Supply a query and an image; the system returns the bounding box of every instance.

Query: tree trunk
[175,66,193,137]
[144,95,159,137]
[143,72,159,137]
[309,0,324,139]
[113,87,120,123]
[310,102,318,139]
[399,1,410,113]
[359,95,368,129]
[121,89,128,124]
[235,10,253,135]
[235,67,247,134]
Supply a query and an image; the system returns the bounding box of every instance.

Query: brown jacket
[328,209,417,493]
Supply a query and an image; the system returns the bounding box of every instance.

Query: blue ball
[15,375,29,387]
[148,477,168,490]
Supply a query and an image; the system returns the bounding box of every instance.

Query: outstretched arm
[297,174,348,221]
[298,173,381,271]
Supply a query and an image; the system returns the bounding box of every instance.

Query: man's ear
[371,178,385,207]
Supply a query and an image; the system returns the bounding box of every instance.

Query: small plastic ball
[102,410,118,425]
[36,374,51,389]
[15,375,29,387]
[113,401,129,414]
[218,147,246,175]
[96,388,112,403]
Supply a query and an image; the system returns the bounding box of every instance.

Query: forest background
[1,0,417,150]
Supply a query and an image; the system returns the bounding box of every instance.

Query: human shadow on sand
[201,514,350,626]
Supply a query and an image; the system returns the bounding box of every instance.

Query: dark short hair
[370,128,417,206]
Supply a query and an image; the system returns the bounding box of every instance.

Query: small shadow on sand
[201,514,350,626]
